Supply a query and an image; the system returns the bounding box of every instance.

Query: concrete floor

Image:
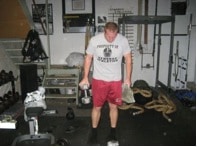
[0,90,196,146]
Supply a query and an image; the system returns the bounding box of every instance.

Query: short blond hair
[104,22,119,32]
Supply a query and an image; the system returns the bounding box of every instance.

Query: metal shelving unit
[42,65,79,105]
[118,15,175,90]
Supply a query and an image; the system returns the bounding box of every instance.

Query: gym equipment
[0,115,17,129]
[144,93,176,122]
[20,64,38,101]
[119,80,176,122]
[14,92,20,103]
[56,138,70,146]
[2,94,11,109]
[0,98,5,114]
[66,107,75,121]
[81,84,91,104]
[22,29,48,63]
[118,15,175,90]
[65,107,77,134]
[0,70,13,86]
[175,89,195,107]
[12,87,55,146]
[119,90,176,122]
[132,80,152,105]
[2,91,20,109]
[0,69,17,114]
[6,91,15,105]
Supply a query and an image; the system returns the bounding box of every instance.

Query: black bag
[133,80,152,105]
[22,29,48,62]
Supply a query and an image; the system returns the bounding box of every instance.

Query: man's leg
[107,102,119,145]
[109,102,118,128]
[87,106,102,145]
[92,106,102,128]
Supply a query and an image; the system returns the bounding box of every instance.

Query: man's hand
[79,78,90,89]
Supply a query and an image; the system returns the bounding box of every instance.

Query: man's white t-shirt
[86,33,131,82]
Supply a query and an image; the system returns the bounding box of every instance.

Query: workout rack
[118,15,175,90]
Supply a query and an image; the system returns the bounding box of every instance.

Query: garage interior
[0,0,196,146]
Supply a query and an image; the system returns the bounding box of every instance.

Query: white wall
[25,0,196,87]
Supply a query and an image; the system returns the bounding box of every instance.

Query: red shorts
[92,78,122,107]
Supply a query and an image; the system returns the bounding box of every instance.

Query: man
[79,22,132,145]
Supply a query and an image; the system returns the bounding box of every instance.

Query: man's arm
[124,52,133,86]
[79,54,93,87]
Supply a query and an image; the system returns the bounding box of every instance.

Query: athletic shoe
[106,134,119,146]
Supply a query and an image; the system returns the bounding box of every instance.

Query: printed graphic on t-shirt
[96,44,120,63]
[103,47,112,57]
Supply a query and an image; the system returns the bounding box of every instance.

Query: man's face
[104,29,118,43]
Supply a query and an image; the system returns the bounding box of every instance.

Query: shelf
[43,68,79,105]
[44,84,77,88]
[45,74,77,79]
[118,15,175,24]
[45,93,77,99]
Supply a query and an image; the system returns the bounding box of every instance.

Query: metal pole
[45,0,50,70]
[155,23,161,87]
[167,16,175,89]
[185,14,193,83]
[152,0,158,69]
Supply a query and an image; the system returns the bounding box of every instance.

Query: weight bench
[12,107,55,146]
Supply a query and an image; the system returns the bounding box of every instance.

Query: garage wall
[24,0,196,87]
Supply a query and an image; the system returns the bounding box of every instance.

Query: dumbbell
[56,138,70,146]
[0,96,9,110]
[0,70,6,85]
[0,70,14,85]
[81,84,91,104]
[2,93,12,109]
[7,91,16,105]
[14,92,20,102]
[66,107,75,121]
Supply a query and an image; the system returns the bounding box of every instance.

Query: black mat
[0,97,196,146]
[0,115,91,146]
